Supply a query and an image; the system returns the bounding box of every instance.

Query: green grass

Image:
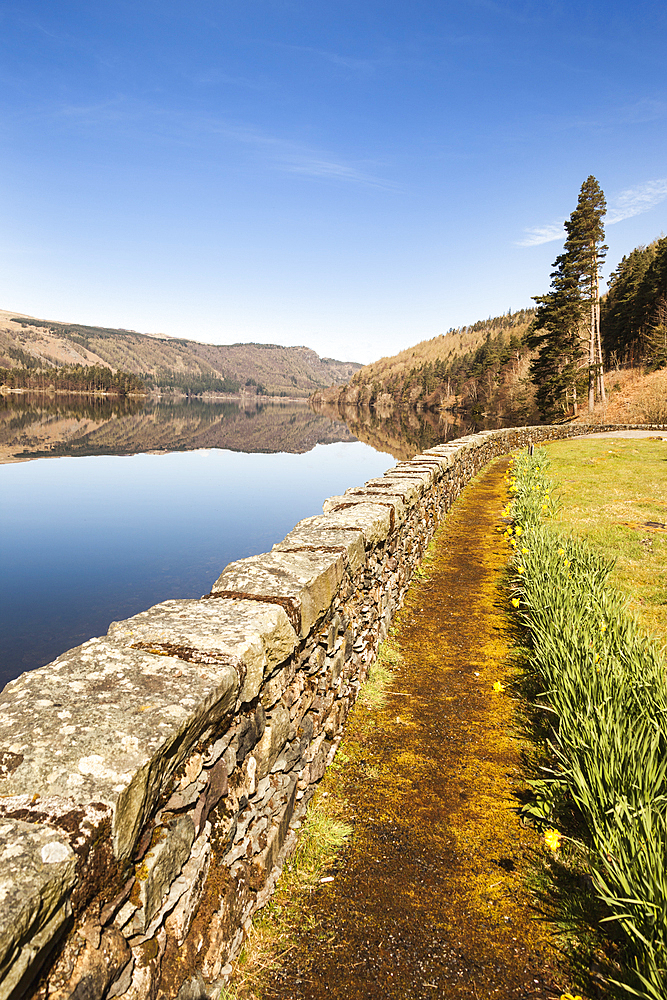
[507,448,667,1000]
[540,437,667,643]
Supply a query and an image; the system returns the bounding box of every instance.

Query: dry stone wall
[0,423,660,1000]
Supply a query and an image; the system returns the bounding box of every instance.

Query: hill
[0,309,362,398]
[311,309,538,424]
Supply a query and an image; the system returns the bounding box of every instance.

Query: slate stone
[253,704,291,779]
[0,638,238,858]
[192,759,228,834]
[108,597,298,704]
[235,706,266,763]
[135,815,195,931]
[211,550,348,638]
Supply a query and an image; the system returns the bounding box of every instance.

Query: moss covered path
[264,459,561,1000]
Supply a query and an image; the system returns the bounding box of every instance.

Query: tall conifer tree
[528,176,607,416]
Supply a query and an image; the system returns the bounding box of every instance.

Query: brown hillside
[0,309,361,397]
[572,367,667,425]
[312,309,537,422]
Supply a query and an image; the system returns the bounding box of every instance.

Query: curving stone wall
[0,424,663,1000]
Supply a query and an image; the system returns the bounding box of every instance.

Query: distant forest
[0,363,145,395]
[602,236,667,368]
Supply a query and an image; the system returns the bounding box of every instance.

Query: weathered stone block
[0,819,77,1000]
[108,598,298,705]
[317,503,392,546]
[211,550,347,638]
[0,639,238,858]
[272,517,366,575]
[134,815,195,931]
[363,476,425,503]
[45,923,131,1000]
[253,705,291,780]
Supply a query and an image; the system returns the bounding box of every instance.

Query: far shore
[0,387,313,404]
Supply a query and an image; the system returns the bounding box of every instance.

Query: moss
[228,459,565,999]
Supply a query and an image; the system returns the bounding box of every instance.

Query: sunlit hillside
[0,310,362,398]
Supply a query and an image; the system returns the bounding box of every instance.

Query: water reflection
[311,398,520,461]
[0,392,526,688]
[0,392,357,463]
[0,441,392,686]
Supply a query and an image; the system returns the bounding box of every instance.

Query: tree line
[0,364,146,395]
[527,176,666,417]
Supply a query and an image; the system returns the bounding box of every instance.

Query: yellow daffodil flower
[493,680,505,692]
[544,828,561,851]
[517,566,525,574]
[515,526,522,536]
[557,547,565,556]
[511,598,520,608]
[521,547,529,554]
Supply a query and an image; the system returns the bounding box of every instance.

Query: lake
[0,393,504,688]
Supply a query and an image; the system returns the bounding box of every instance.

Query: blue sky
[1,1,665,363]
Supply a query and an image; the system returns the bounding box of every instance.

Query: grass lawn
[540,436,667,643]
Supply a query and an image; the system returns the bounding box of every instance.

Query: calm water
[0,399,394,687]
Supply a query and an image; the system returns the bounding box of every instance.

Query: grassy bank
[541,436,667,642]
[506,446,667,1000]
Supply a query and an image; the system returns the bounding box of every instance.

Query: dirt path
[264,458,562,1000]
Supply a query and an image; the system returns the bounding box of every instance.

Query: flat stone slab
[0,639,238,858]
[108,598,298,704]
[387,463,440,486]
[318,500,394,544]
[0,818,76,1000]
[363,476,427,503]
[210,549,348,637]
[273,517,366,575]
[325,490,407,527]
[313,505,393,547]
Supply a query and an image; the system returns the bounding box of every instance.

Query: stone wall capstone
[0,423,663,1000]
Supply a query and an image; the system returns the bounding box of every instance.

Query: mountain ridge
[0,309,362,398]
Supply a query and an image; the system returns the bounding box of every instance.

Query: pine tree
[527,249,585,417]
[564,175,607,410]
[528,176,607,416]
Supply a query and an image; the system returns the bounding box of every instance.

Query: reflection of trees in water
[311,399,524,461]
[0,391,146,425]
[1,392,527,463]
[0,393,357,459]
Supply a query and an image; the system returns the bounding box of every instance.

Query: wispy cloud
[53,98,396,190]
[518,177,667,247]
[606,178,667,224]
[262,40,383,76]
[277,155,398,190]
[516,222,564,247]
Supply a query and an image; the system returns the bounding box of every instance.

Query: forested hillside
[314,227,667,423]
[602,236,667,368]
[312,309,539,423]
[0,310,361,397]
